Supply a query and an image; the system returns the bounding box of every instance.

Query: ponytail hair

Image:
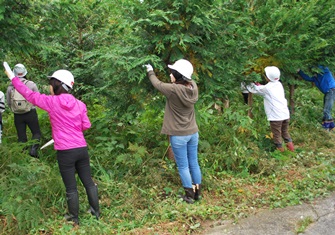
[49,78,70,95]
[171,69,191,86]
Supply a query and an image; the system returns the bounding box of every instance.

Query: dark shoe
[183,187,195,204]
[64,214,79,226]
[29,144,39,158]
[86,184,100,220]
[194,184,201,200]
[322,121,334,131]
[65,191,79,225]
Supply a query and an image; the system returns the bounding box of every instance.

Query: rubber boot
[29,144,39,158]
[286,142,294,152]
[183,187,195,204]
[86,185,100,220]
[194,184,201,201]
[65,191,79,225]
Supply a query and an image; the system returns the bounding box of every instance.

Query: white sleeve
[249,84,268,96]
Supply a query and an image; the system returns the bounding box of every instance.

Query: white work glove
[3,62,15,80]
[144,64,153,72]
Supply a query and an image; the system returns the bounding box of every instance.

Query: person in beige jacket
[6,63,41,157]
[144,59,202,204]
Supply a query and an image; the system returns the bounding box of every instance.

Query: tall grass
[1,88,335,234]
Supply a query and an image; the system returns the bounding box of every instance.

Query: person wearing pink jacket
[3,62,99,225]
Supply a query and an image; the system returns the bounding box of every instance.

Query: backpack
[10,80,33,114]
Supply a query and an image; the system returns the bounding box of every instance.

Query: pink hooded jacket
[12,77,91,150]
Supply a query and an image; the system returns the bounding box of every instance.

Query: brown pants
[270,119,292,147]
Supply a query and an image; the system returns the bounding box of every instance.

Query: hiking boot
[29,144,39,158]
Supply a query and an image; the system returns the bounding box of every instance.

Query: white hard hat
[13,64,27,77]
[48,70,74,89]
[264,66,280,81]
[168,59,193,81]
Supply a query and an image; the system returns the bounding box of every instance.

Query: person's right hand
[3,62,15,80]
[296,69,301,73]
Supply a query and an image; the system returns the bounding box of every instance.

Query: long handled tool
[40,139,54,149]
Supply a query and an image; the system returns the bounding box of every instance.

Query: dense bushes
[2,86,335,234]
[1,0,335,233]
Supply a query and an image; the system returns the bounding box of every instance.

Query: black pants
[57,147,96,193]
[14,109,41,142]
[0,113,2,140]
[242,92,249,104]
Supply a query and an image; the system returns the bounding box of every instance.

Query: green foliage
[2,0,335,234]
[296,216,313,234]
[2,84,335,234]
[115,142,147,173]
[0,143,63,233]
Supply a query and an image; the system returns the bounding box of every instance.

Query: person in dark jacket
[297,66,335,131]
[144,59,202,204]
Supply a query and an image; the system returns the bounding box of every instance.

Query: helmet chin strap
[62,83,70,92]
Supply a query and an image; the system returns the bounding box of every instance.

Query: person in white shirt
[251,66,294,152]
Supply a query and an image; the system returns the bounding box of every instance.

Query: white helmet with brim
[168,59,193,81]
[48,69,74,89]
[265,66,280,81]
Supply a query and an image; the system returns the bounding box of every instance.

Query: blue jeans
[170,132,201,188]
[323,88,335,121]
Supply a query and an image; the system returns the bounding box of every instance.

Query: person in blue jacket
[297,66,335,131]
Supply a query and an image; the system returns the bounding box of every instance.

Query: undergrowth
[1,88,335,234]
